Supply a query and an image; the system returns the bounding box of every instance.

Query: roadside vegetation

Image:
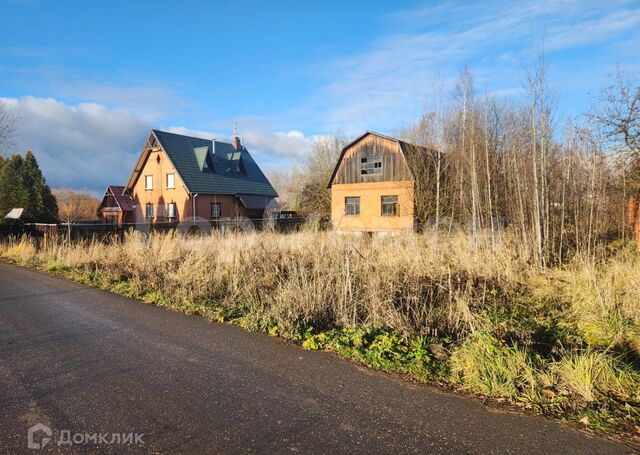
[1,230,639,436]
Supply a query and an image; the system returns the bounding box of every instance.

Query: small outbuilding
[4,208,34,223]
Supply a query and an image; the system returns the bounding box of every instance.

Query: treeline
[0,150,58,223]
[398,66,629,265]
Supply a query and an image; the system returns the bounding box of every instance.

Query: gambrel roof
[125,129,277,197]
[327,131,436,187]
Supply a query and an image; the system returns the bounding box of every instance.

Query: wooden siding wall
[332,135,413,185]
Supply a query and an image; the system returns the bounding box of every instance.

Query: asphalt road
[0,263,634,454]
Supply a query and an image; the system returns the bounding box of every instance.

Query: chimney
[232,136,242,150]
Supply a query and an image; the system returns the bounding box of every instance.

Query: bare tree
[300,134,349,218]
[590,69,640,157]
[267,168,305,210]
[0,100,16,154]
[53,188,100,223]
[394,59,625,265]
[589,70,640,247]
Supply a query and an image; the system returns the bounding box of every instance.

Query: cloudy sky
[1,0,639,194]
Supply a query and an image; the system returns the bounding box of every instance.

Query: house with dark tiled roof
[97,185,135,224]
[97,129,277,224]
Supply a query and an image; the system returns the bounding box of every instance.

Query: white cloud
[165,125,320,170]
[2,96,152,194]
[293,0,640,133]
[242,129,316,160]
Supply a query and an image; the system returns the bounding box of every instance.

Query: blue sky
[1,0,639,194]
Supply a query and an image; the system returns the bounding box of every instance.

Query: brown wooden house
[98,129,277,224]
[327,131,432,233]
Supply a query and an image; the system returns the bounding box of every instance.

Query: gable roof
[327,131,434,187]
[105,185,135,211]
[125,130,277,197]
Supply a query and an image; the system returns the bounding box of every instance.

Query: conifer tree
[0,154,25,218]
[0,150,58,222]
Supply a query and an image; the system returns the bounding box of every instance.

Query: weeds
[450,332,538,399]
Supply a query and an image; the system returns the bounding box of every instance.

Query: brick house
[327,131,432,233]
[98,129,277,224]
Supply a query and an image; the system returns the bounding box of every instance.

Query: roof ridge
[365,130,400,143]
[153,129,214,143]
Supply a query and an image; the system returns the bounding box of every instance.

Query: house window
[145,203,154,219]
[381,195,398,216]
[168,202,177,219]
[360,156,382,175]
[211,202,221,219]
[166,173,175,189]
[345,197,360,216]
[145,175,153,190]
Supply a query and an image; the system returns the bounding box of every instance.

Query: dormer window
[226,151,244,174]
[194,146,214,172]
[360,156,382,175]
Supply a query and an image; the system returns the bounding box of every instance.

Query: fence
[0,217,306,243]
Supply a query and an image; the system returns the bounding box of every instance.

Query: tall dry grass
[1,231,639,430]
[4,231,525,336]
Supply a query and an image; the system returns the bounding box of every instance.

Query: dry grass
[5,231,522,337]
[1,230,639,432]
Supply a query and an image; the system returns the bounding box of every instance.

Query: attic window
[194,146,214,172]
[360,156,382,175]
[226,151,245,174]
